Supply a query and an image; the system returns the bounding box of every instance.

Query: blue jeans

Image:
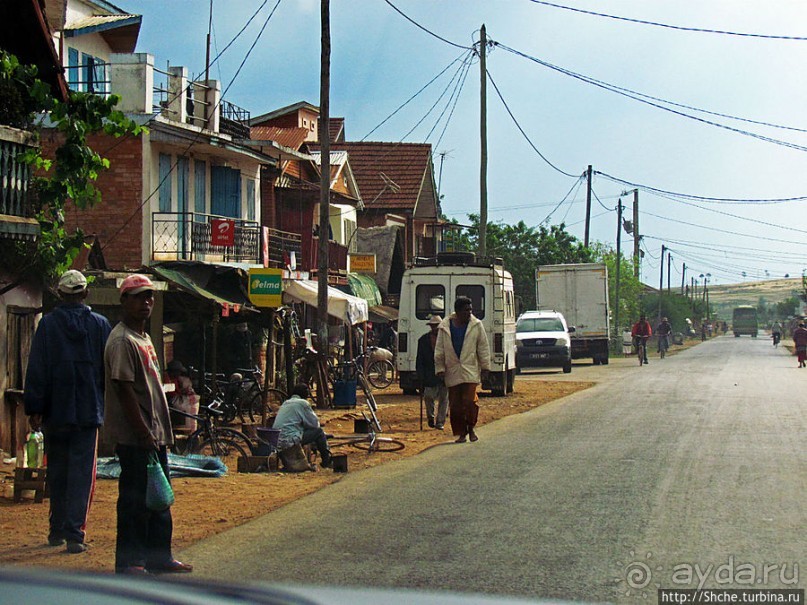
[115,445,173,570]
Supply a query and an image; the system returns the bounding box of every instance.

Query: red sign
[211,219,235,246]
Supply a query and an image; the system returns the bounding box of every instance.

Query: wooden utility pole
[317,0,331,350]
[478,24,488,257]
[658,244,666,320]
[204,0,213,128]
[667,253,672,292]
[632,189,640,278]
[681,262,686,295]
[583,165,592,247]
[614,198,623,348]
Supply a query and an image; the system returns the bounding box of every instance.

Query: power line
[485,67,580,178]
[541,175,584,223]
[494,43,807,155]
[526,0,807,41]
[381,0,471,50]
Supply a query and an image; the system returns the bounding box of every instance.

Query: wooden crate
[237,455,277,473]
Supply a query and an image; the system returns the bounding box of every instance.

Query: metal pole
[584,165,592,247]
[633,189,640,278]
[658,244,665,320]
[614,199,622,353]
[317,0,331,351]
[479,24,488,258]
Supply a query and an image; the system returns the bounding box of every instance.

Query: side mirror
[568,326,576,333]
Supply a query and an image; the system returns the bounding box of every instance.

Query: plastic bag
[145,451,175,511]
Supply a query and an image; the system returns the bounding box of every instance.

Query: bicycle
[333,358,383,432]
[657,334,670,359]
[635,336,649,366]
[327,412,404,453]
[360,347,395,390]
[232,365,287,425]
[171,403,254,470]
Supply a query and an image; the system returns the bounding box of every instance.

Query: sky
[119,0,807,288]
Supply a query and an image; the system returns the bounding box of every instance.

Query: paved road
[180,336,805,602]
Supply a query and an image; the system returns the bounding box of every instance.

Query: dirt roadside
[0,379,592,573]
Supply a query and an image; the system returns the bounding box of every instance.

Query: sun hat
[120,274,155,297]
[57,270,87,294]
[427,315,442,325]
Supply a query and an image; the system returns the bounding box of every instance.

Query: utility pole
[633,189,640,278]
[658,244,666,320]
[667,253,672,292]
[317,0,331,351]
[584,165,592,247]
[204,0,213,128]
[614,198,623,352]
[681,263,686,295]
[478,24,488,258]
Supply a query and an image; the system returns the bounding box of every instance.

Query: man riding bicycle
[656,316,672,356]
[631,315,653,365]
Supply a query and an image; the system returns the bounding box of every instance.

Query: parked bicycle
[359,346,395,389]
[171,403,254,470]
[327,412,404,453]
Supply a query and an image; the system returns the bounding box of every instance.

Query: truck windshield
[517,318,565,332]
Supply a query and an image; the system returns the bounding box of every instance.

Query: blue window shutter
[67,48,79,90]
[211,166,241,218]
[246,179,255,221]
[158,153,172,212]
[81,53,91,92]
[194,160,206,213]
[177,157,189,213]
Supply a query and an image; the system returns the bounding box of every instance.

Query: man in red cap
[104,274,192,575]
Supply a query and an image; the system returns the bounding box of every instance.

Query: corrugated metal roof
[63,14,136,30]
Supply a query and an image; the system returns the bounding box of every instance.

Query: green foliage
[458,214,593,310]
[0,50,144,284]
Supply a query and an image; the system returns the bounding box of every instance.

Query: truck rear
[535,263,610,365]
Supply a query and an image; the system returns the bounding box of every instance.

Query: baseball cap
[120,274,155,297]
[57,270,87,294]
[427,315,442,325]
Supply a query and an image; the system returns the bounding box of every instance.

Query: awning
[0,214,39,241]
[283,279,368,325]
[347,273,382,307]
[369,305,398,323]
[152,262,257,312]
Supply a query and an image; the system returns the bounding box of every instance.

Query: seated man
[274,384,332,469]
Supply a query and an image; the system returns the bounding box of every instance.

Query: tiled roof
[329,118,345,143]
[250,126,309,151]
[316,142,433,210]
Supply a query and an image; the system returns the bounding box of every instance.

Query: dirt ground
[0,379,591,573]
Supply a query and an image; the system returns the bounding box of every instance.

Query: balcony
[152,212,260,264]
[310,237,348,273]
[0,125,39,241]
[219,99,250,139]
[265,227,303,269]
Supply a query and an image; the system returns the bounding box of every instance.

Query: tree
[458,215,593,310]
[0,50,143,288]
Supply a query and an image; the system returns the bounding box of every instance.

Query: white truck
[535,263,610,365]
[397,252,517,396]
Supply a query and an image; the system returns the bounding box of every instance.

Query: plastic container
[332,379,357,408]
[255,427,280,456]
[331,454,348,473]
[25,431,44,468]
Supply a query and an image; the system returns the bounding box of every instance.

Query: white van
[397,252,517,396]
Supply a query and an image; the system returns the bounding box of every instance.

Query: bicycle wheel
[193,430,252,470]
[352,437,405,452]
[253,388,287,426]
[356,373,382,432]
[366,360,393,389]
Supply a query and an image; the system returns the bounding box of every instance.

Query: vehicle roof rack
[412,252,505,268]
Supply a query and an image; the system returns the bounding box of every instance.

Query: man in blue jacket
[24,270,112,554]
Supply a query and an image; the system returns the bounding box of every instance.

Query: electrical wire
[526,0,807,41]
[431,56,473,151]
[591,188,613,212]
[423,52,474,145]
[541,175,584,223]
[381,0,471,50]
[494,43,807,156]
[485,67,580,178]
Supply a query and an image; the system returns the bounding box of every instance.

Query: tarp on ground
[96,453,228,479]
[283,279,368,325]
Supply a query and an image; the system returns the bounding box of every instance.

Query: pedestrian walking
[434,296,490,443]
[416,315,448,430]
[24,270,112,554]
[792,322,807,368]
[104,274,192,575]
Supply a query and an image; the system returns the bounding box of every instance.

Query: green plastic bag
[145,451,175,511]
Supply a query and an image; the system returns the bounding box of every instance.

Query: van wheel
[506,368,515,394]
[563,361,572,374]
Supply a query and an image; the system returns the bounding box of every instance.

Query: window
[416,285,444,320]
[158,153,172,212]
[456,285,485,319]
[66,48,108,95]
[194,160,206,213]
[177,157,189,213]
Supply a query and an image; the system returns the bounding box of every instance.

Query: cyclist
[771,321,782,347]
[631,315,653,365]
[656,316,672,357]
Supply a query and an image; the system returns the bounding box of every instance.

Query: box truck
[397,252,517,396]
[535,263,610,365]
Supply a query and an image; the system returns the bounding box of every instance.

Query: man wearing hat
[24,269,112,554]
[416,315,448,430]
[104,274,192,575]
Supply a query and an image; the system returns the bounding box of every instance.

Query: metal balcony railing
[64,63,110,97]
[265,227,303,269]
[152,212,261,263]
[219,99,250,139]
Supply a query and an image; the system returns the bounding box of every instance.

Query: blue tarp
[96,453,228,479]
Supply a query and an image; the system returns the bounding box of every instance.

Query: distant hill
[705,278,806,320]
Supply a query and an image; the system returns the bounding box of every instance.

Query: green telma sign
[248,268,283,307]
